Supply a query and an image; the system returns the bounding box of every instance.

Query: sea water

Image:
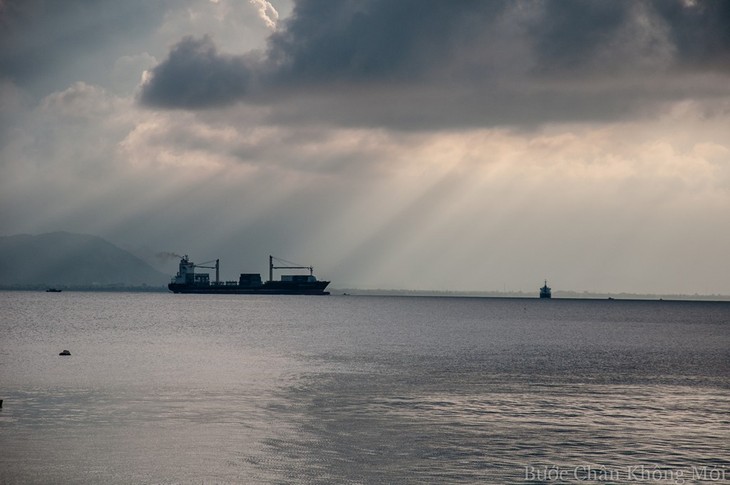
[0,292,728,484]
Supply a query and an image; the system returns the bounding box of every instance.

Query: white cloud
[249,0,279,30]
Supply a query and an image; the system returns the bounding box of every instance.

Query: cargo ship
[168,255,330,295]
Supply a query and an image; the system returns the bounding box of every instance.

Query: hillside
[0,232,169,288]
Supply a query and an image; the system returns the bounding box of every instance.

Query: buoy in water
[59,350,71,356]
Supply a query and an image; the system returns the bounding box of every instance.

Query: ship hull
[168,281,330,295]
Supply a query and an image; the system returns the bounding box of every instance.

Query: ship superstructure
[168,255,329,295]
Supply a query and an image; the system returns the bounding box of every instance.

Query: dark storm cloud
[140,0,511,108]
[533,0,730,72]
[265,0,509,83]
[529,0,630,71]
[654,0,730,68]
[137,0,729,125]
[138,36,257,109]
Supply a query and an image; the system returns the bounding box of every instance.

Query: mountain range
[0,232,169,288]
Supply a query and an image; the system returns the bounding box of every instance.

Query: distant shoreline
[2,285,729,302]
[0,285,168,293]
[331,289,730,302]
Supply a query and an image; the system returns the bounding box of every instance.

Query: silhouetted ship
[168,255,330,295]
[539,280,551,299]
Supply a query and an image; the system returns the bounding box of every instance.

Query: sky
[1,0,729,294]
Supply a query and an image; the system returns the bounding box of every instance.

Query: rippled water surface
[1,292,728,483]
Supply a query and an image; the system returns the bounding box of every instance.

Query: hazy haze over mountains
[0,232,168,287]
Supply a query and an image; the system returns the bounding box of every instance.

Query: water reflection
[266,371,730,483]
[0,292,728,483]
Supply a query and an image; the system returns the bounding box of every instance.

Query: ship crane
[269,255,313,282]
[192,258,220,285]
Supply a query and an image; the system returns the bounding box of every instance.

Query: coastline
[2,285,729,302]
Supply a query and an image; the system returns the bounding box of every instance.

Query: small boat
[539,280,551,299]
[59,350,71,356]
[46,288,62,293]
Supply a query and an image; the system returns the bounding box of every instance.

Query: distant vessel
[46,288,62,293]
[168,255,330,295]
[539,280,551,299]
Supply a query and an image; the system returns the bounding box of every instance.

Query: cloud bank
[139,0,730,128]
